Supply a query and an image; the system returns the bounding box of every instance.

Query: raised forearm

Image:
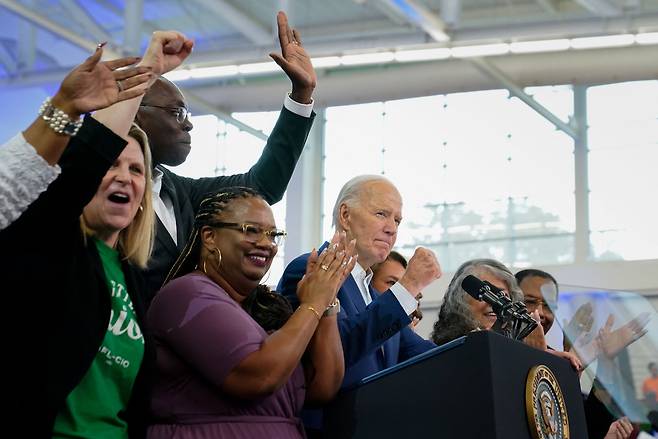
[92,96,144,139]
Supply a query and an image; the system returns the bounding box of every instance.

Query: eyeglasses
[524,298,556,313]
[140,104,191,124]
[209,222,287,246]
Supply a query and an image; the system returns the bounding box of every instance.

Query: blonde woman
[0,31,193,438]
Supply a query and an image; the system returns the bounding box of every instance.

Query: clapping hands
[297,231,357,311]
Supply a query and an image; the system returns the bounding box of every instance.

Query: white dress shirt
[151,167,178,244]
[351,262,418,316]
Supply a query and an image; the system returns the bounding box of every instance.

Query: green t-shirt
[53,238,145,438]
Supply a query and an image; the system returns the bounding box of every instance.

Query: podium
[325,331,587,438]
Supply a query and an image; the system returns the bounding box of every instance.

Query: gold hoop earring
[211,247,222,271]
[202,259,207,274]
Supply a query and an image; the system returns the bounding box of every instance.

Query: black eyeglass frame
[139,104,191,124]
[208,221,287,246]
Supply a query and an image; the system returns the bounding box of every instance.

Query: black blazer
[0,116,152,438]
[143,106,315,299]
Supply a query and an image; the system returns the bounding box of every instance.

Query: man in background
[136,12,318,299]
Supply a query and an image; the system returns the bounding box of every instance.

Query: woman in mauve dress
[147,187,355,438]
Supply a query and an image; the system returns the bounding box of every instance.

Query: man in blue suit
[278,175,442,436]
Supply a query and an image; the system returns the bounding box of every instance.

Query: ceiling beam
[363,0,414,26]
[92,0,158,35]
[0,40,16,74]
[3,45,656,113]
[17,2,36,71]
[376,0,450,41]
[440,0,461,28]
[60,0,113,45]
[183,90,268,141]
[574,0,622,17]
[468,56,577,139]
[190,0,272,46]
[0,0,123,59]
[123,0,143,53]
[534,0,558,15]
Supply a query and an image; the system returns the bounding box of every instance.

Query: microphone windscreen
[461,275,485,299]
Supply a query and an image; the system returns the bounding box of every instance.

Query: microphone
[461,274,538,340]
[461,275,508,316]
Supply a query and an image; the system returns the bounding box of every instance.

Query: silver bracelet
[323,298,340,317]
[38,97,83,136]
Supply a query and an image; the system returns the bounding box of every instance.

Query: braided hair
[163,186,293,330]
[164,186,261,284]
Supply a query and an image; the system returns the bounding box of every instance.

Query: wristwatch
[323,298,340,317]
[39,97,83,136]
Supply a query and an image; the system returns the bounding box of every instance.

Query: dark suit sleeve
[335,291,412,367]
[278,253,431,368]
[182,107,315,208]
[1,115,126,240]
[398,326,436,362]
[277,252,307,309]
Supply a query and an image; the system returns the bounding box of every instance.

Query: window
[323,86,576,271]
[167,111,288,284]
[587,81,658,261]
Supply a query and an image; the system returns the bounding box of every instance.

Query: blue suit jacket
[277,242,436,389]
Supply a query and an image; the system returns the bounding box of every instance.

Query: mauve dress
[146,273,306,439]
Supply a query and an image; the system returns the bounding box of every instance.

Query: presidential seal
[525,365,569,439]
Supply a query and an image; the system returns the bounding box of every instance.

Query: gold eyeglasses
[209,222,287,246]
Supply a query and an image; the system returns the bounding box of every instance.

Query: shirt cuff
[390,283,418,316]
[284,93,314,118]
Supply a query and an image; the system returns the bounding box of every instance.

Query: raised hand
[562,302,594,347]
[139,30,194,77]
[297,231,357,311]
[398,247,441,297]
[598,313,650,358]
[53,46,153,117]
[269,11,316,104]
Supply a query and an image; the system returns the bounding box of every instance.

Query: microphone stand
[479,281,538,341]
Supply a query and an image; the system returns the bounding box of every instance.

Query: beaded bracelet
[38,97,83,136]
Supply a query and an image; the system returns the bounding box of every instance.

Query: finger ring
[116,80,124,92]
[320,264,329,271]
[292,40,299,45]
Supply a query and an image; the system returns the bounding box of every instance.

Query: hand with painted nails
[53,46,153,118]
[297,231,357,312]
